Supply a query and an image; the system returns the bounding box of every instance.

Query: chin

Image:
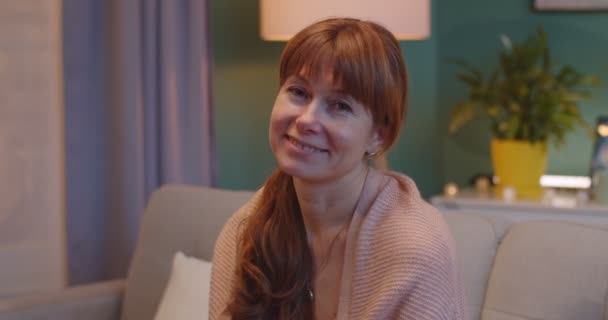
[278,162,313,178]
[276,160,326,182]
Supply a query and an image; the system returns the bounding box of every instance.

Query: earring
[365,151,378,157]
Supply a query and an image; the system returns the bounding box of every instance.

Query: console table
[431,190,608,227]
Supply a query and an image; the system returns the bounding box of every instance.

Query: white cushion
[154,252,212,320]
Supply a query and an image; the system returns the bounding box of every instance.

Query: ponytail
[227,169,314,319]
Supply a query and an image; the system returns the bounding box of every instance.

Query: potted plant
[449,26,600,198]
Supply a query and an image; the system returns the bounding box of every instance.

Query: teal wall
[438,0,608,187]
[211,0,442,196]
[211,0,281,191]
[211,0,608,196]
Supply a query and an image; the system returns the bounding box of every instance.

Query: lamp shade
[260,0,430,41]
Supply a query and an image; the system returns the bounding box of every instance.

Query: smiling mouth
[286,135,328,153]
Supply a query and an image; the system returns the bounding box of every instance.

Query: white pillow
[154,251,212,320]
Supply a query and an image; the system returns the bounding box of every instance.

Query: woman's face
[269,70,382,183]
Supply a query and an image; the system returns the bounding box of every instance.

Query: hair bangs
[280,24,389,123]
[280,35,336,86]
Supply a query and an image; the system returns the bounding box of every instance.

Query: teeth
[289,137,324,153]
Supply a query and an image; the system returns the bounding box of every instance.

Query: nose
[295,100,323,134]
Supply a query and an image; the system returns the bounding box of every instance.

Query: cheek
[270,97,296,130]
[331,122,373,151]
[269,109,286,136]
[269,105,290,146]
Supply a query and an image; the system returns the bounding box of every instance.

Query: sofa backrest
[481,221,608,320]
[443,213,499,320]
[120,185,254,320]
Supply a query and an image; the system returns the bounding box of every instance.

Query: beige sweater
[210,170,465,319]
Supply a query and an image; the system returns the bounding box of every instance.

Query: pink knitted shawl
[210,170,466,319]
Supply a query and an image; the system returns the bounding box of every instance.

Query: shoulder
[211,188,262,263]
[351,172,465,318]
[209,189,261,319]
[363,171,453,258]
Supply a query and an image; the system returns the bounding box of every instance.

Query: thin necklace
[308,222,349,301]
[307,168,370,301]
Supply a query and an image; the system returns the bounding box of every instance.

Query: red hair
[227,18,408,319]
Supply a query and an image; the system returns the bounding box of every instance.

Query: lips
[286,135,328,153]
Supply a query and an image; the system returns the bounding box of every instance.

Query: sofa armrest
[0,279,125,320]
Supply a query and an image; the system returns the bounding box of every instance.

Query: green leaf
[456,73,481,87]
[578,75,601,86]
[577,118,595,137]
[509,102,522,113]
[446,58,483,81]
[448,101,478,134]
[486,104,500,117]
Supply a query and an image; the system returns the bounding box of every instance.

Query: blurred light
[493,174,591,189]
[540,175,591,189]
[598,124,608,137]
[260,0,430,41]
[443,182,459,198]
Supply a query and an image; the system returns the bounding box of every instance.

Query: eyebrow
[288,75,350,97]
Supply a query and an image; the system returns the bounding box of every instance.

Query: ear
[367,126,386,154]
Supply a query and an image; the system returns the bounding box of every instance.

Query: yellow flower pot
[491,139,548,199]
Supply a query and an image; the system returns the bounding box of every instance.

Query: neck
[294,164,369,238]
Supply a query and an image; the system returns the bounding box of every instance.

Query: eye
[286,86,309,100]
[330,101,353,113]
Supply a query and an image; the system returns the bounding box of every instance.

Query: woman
[210,18,465,320]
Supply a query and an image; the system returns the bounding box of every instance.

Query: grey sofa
[0,184,607,320]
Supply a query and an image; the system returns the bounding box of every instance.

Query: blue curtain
[63,0,215,284]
